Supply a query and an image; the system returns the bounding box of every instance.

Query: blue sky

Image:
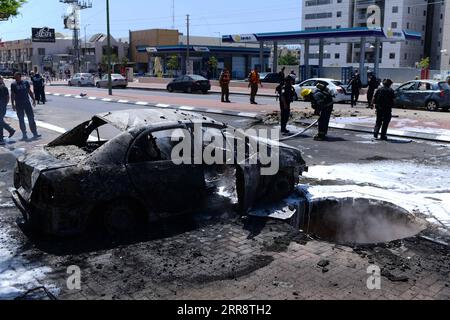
[0,0,302,41]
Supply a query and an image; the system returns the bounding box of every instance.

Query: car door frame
[171,76,183,91]
[395,81,417,107]
[415,81,434,107]
[125,124,206,217]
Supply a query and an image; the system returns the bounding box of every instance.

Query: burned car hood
[19,148,78,171]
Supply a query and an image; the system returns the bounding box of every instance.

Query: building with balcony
[301,0,428,69]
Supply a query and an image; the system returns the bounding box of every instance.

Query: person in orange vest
[248,67,263,104]
[219,68,231,103]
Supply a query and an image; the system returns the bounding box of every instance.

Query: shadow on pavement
[19,194,239,256]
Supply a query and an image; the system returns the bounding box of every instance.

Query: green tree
[166,55,179,76]
[102,53,119,65]
[207,56,218,78]
[0,0,27,20]
[279,52,299,66]
[121,56,129,67]
[418,57,430,69]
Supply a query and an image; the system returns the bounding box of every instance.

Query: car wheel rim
[427,101,437,111]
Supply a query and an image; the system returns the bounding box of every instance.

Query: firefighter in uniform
[373,79,395,141]
[248,67,263,104]
[219,68,231,103]
[302,83,334,141]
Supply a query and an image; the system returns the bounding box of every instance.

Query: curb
[295,119,450,143]
[45,91,263,120]
[48,84,278,98]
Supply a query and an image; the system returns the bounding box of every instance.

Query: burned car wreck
[11,109,307,236]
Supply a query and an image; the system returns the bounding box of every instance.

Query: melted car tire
[268,172,295,202]
[103,199,146,237]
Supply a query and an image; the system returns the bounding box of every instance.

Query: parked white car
[68,73,95,87]
[294,78,352,103]
[96,74,128,89]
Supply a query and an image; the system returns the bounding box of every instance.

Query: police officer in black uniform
[373,79,395,141]
[312,82,334,141]
[31,72,46,104]
[278,76,296,134]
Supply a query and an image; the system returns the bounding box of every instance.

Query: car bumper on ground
[11,188,31,223]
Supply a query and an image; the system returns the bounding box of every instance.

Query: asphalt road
[2,95,449,167]
[52,84,280,105]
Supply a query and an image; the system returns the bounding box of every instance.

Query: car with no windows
[11,109,307,237]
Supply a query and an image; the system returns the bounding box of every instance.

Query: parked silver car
[96,74,128,89]
[394,80,450,111]
[68,73,95,86]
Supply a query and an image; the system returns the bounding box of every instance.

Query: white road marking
[179,106,195,111]
[156,104,170,108]
[237,112,258,118]
[102,98,112,102]
[5,111,67,134]
[64,94,72,97]
[135,101,148,105]
[88,97,97,100]
[117,100,129,103]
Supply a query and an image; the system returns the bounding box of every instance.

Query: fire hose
[278,119,320,142]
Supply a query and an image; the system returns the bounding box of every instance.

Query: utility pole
[186,14,190,74]
[61,1,92,74]
[106,0,112,95]
[84,24,90,72]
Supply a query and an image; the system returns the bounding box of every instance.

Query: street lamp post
[106,0,112,95]
[84,24,90,72]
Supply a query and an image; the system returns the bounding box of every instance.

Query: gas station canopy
[222,27,422,45]
[222,27,422,81]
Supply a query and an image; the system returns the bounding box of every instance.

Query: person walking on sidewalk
[278,76,296,135]
[10,72,40,141]
[248,67,263,104]
[349,72,362,108]
[312,82,334,141]
[0,76,16,145]
[219,68,231,103]
[366,74,380,109]
[373,79,395,141]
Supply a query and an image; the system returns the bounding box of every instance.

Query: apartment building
[428,0,450,71]
[301,0,354,66]
[301,0,428,68]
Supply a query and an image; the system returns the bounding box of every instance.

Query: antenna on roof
[60,0,93,73]
[172,0,175,29]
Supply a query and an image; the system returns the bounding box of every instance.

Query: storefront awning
[136,45,270,55]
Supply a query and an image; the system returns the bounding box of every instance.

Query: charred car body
[11,109,307,236]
